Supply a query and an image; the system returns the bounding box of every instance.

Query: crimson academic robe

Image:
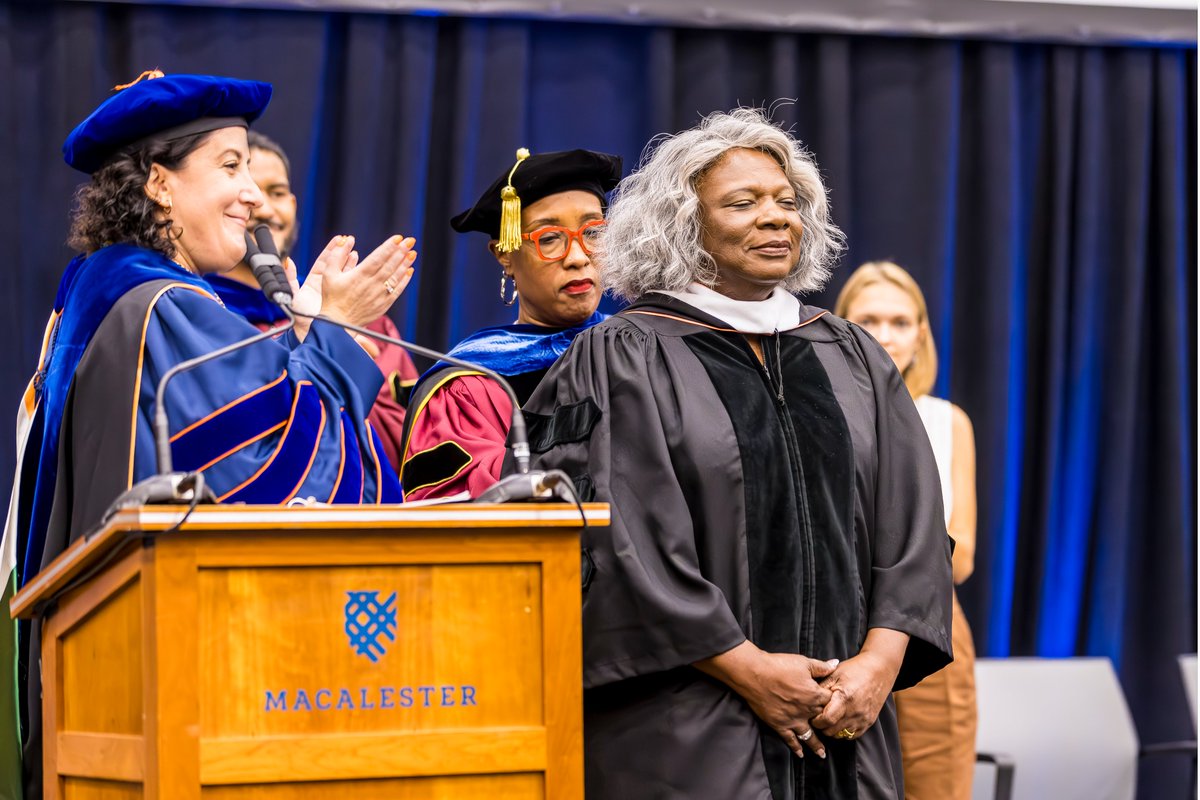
[399,312,606,500]
[521,294,954,800]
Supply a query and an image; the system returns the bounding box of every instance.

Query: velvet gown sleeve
[401,375,511,500]
[364,314,419,471]
[850,323,954,690]
[525,321,747,688]
[137,285,394,504]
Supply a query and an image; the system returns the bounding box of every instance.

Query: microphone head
[252,223,292,305]
[245,224,291,306]
[248,254,290,304]
[243,229,260,261]
[253,223,280,258]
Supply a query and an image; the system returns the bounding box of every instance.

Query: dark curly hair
[68,132,212,258]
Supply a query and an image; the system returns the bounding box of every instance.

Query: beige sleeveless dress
[893,395,978,800]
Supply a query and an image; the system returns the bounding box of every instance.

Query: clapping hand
[314,234,417,329]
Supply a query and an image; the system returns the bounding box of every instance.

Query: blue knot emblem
[344,591,397,662]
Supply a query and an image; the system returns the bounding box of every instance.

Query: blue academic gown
[7,244,401,799]
[17,244,401,587]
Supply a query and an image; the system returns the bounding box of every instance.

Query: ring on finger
[836,728,856,740]
[383,277,396,294]
[797,729,813,742]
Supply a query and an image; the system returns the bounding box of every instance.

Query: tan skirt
[893,589,978,800]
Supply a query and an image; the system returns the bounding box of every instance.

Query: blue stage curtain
[0,3,1194,796]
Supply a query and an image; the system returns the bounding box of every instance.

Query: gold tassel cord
[497,147,531,253]
[113,69,165,91]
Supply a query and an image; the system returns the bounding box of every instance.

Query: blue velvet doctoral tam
[63,73,272,173]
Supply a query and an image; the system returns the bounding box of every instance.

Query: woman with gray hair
[523,109,953,798]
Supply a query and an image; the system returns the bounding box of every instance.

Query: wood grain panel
[60,578,143,735]
[201,772,543,799]
[200,728,545,784]
[62,777,143,799]
[149,540,201,799]
[44,614,62,800]
[198,563,543,738]
[191,530,570,569]
[58,733,143,781]
[540,541,585,796]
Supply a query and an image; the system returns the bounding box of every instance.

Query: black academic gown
[522,294,954,800]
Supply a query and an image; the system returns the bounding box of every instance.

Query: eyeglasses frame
[519,219,606,262]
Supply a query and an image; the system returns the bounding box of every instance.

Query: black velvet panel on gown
[684,329,859,800]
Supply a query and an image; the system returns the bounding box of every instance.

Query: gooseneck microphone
[288,309,533,477]
[152,311,295,476]
[107,227,577,522]
[250,227,570,502]
[288,309,578,505]
[244,228,545,487]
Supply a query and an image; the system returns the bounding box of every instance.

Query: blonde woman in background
[836,261,977,800]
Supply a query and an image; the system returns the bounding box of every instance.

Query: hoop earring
[500,273,518,306]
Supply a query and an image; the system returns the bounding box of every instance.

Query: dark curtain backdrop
[0,2,1194,796]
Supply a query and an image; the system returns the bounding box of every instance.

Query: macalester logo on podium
[262,588,477,713]
[344,590,397,662]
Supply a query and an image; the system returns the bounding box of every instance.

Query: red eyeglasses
[521,220,606,261]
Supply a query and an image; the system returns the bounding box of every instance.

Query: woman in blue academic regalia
[6,70,420,590]
[3,69,420,799]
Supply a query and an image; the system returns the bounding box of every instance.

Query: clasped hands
[752,649,895,759]
[696,629,908,760]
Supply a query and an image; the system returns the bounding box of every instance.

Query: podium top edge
[108,502,610,530]
[10,503,609,620]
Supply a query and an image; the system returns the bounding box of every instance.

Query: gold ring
[836,728,856,740]
[384,278,396,294]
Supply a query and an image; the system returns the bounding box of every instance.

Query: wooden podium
[10,503,608,799]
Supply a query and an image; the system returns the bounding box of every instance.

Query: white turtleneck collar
[657,282,802,334]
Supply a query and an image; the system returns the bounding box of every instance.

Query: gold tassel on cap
[497,147,531,253]
[113,68,165,91]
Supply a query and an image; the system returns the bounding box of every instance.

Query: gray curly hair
[598,108,845,301]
